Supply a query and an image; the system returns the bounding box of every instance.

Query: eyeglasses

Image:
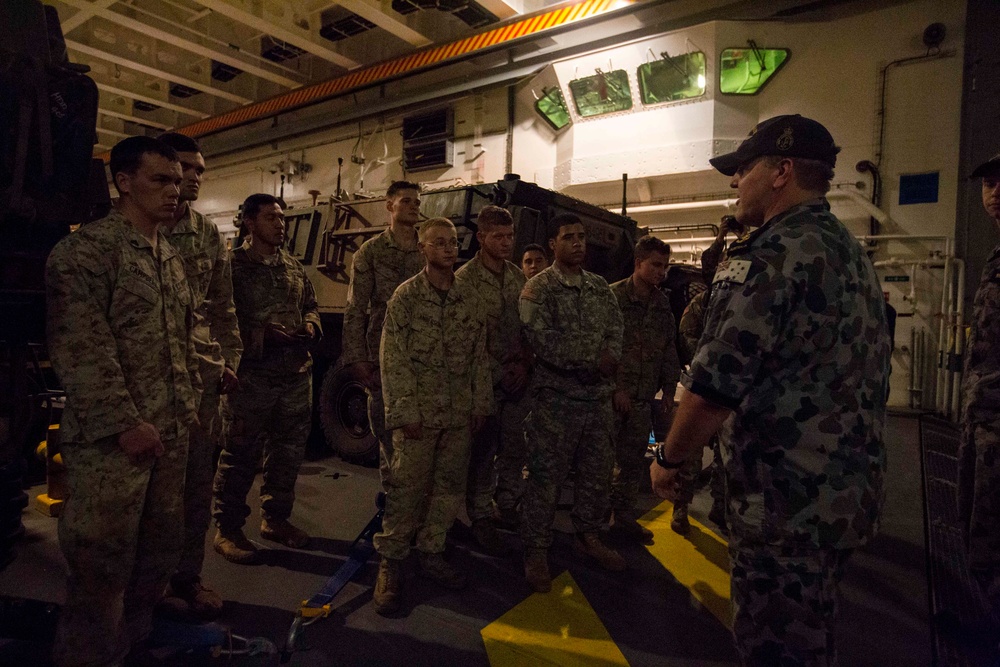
[425,239,459,249]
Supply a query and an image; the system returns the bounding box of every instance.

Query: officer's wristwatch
[654,444,686,470]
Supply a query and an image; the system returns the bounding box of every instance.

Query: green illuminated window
[534,87,570,131]
[719,46,789,95]
[637,51,706,105]
[568,69,633,118]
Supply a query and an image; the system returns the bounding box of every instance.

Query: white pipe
[826,189,890,223]
[618,199,737,214]
[950,259,966,420]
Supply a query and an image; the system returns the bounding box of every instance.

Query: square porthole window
[720,46,789,95]
[568,70,632,118]
[534,87,571,131]
[637,51,706,105]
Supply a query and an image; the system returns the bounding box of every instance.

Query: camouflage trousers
[521,389,614,550]
[213,369,311,531]
[367,380,391,487]
[374,424,472,560]
[467,395,530,521]
[610,400,652,517]
[53,433,187,667]
[730,541,853,667]
[674,436,727,509]
[174,383,223,584]
[958,419,1000,572]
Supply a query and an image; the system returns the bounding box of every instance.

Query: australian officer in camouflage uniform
[455,205,529,554]
[46,137,198,667]
[958,152,1000,617]
[651,115,891,666]
[519,213,626,593]
[212,194,322,565]
[609,236,679,543]
[372,218,493,616]
[155,133,242,621]
[342,181,425,486]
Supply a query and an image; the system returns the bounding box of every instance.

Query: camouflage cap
[710,114,840,176]
[970,153,1000,179]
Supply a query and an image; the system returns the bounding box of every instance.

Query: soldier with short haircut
[372,217,493,616]
[212,194,321,565]
[651,115,891,665]
[521,243,548,280]
[456,206,529,552]
[519,213,626,593]
[609,236,679,542]
[958,152,1000,617]
[155,132,242,620]
[342,181,425,486]
[47,136,197,666]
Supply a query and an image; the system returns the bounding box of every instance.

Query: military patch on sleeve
[521,284,541,302]
[712,259,752,285]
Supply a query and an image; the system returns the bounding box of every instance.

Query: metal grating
[133,100,160,112]
[261,37,307,63]
[919,415,1000,666]
[169,83,201,99]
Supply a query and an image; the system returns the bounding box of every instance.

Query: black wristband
[654,444,685,469]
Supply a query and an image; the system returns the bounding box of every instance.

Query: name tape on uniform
[712,259,752,285]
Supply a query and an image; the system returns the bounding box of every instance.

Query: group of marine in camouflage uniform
[43,115,1000,667]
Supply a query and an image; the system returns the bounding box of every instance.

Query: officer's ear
[114,171,132,196]
[548,237,556,253]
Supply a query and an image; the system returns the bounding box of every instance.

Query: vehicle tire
[319,365,378,466]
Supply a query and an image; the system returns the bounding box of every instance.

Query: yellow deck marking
[482,570,630,666]
[639,500,733,627]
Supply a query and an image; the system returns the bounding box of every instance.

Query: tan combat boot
[213,529,259,565]
[670,504,690,535]
[418,552,467,590]
[524,549,552,593]
[573,532,626,571]
[261,518,310,548]
[373,557,403,616]
[157,576,224,621]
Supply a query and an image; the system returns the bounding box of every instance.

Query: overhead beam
[472,0,519,20]
[189,0,361,70]
[96,126,133,139]
[99,107,172,130]
[96,82,210,118]
[311,0,432,47]
[67,40,253,105]
[61,0,118,34]
[58,0,304,88]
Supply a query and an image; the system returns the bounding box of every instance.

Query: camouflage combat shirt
[46,211,198,443]
[380,271,494,430]
[165,205,242,384]
[455,253,527,396]
[962,243,1000,424]
[520,264,624,401]
[685,199,891,550]
[678,289,709,368]
[610,277,680,401]
[231,239,322,375]
[342,228,425,367]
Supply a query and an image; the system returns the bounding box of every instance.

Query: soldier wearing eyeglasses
[372,217,493,616]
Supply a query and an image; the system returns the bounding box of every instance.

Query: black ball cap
[709,114,840,177]
[970,153,1000,179]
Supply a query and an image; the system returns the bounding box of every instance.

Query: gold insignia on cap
[776,127,794,150]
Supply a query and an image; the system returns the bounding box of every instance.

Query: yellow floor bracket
[481,570,630,666]
[35,494,64,517]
